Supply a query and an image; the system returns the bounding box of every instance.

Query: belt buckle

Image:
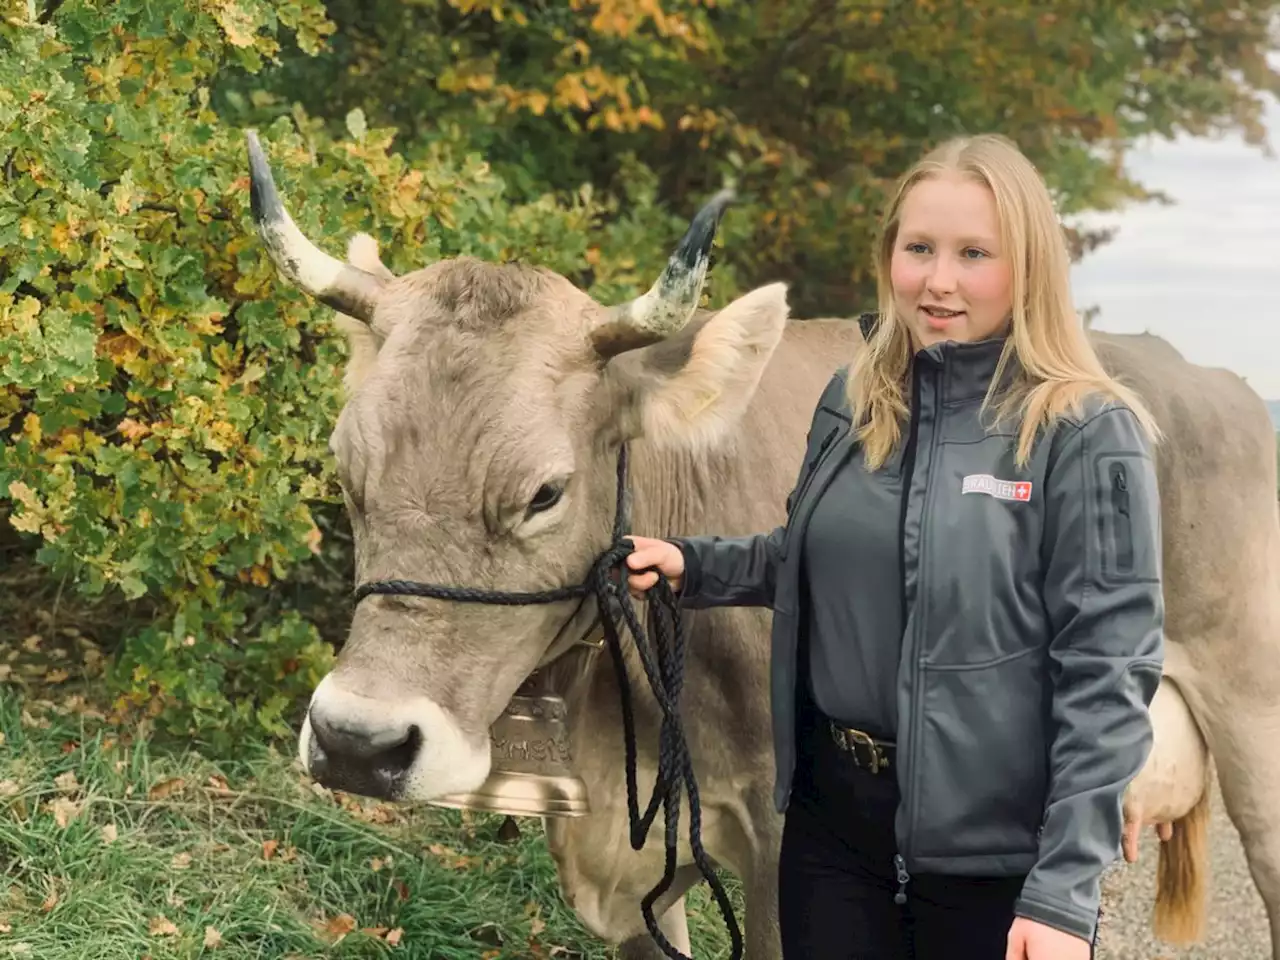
[831,722,887,774]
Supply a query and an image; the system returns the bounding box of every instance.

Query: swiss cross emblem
[962,474,1034,503]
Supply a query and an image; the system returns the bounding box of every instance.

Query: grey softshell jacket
[670,318,1165,943]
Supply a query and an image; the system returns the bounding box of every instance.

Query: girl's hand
[1005,917,1091,960]
[623,536,685,598]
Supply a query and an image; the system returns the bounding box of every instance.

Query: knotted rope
[353,443,743,960]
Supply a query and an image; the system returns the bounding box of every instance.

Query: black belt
[828,720,896,774]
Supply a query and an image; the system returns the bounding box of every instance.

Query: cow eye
[528,483,564,515]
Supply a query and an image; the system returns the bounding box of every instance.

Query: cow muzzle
[306,708,420,799]
[299,674,491,801]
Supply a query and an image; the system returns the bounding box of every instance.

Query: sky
[1069,80,1280,401]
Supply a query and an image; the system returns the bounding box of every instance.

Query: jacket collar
[857,312,1016,404]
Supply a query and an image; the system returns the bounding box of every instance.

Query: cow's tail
[1151,779,1212,945]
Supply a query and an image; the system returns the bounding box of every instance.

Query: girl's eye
[963,248,989,259]
[905,242,930,254]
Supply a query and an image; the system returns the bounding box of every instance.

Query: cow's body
[543,323,1280,958]
[243,132,1280,958]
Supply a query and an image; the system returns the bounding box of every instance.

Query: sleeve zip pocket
[1109,462,1133,574]
[1094,453,1158,584]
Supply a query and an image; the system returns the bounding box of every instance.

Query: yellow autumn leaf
[21,413,41,445]
[209,0,258,47]
[118,418,151,441]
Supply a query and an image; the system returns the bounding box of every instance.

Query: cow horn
[590,187,735,358]
[245,130,386,323]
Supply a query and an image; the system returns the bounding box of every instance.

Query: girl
[625,133,1165,960]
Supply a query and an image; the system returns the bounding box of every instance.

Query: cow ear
[331,233,395,394]
[604,283,789,451]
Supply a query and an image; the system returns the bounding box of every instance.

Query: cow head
[245,132,789,802]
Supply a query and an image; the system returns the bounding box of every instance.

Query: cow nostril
[307,713,422,798]
[376,724,421,779]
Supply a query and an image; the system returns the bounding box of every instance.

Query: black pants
[779,707,1033,960]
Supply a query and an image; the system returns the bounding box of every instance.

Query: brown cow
[245,132,1280,958]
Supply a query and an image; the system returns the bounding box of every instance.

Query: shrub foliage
[1,0,1276,745]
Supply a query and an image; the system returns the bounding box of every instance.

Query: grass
[0,682,745,959]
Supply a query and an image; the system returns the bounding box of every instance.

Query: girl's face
[889,173,1014,350]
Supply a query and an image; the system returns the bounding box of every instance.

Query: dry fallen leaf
[386,927,404,945]
[149,915,179,937]
[47,796,80,828]
[44,668,70,684]
[205,774,235,798]
[101,823,118,844]
[0,780,19,797]
[426,843,472,870]
[147,777,185,800]
[53,771,79,795]
[0,921,10,933]
[40,887,57,913]
[203,925,223,949]
[261,839,279,860]
[170,851,192,870]
[316,913,357,944]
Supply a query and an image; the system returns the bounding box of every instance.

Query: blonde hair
[848,133,1160,469]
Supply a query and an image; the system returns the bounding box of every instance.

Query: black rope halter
[352,443,743,960]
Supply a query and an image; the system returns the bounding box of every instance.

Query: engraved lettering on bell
[426,670,590,818]
[493,737,572,765]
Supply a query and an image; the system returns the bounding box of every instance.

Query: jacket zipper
[902,364,940,869]
[893,853,910,905]
[897,372,922,630]
[894,366,923,890]
[1110,462,1133,573]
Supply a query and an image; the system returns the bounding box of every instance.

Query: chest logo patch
[962,474,1033,502]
